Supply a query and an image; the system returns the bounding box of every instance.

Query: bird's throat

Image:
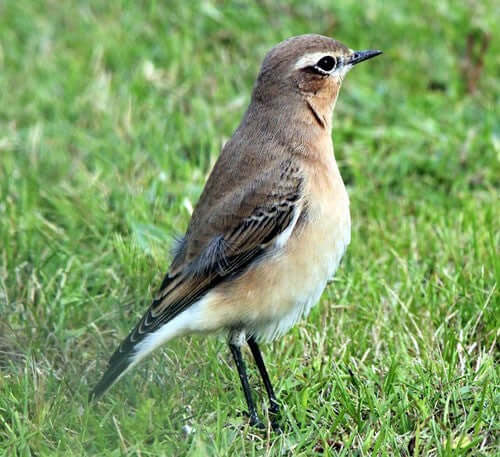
[303,90,337,132]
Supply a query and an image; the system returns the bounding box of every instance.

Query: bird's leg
[247,336,281,429]
[228,341,263,428]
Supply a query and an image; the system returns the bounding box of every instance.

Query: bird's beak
[348,50,383,66]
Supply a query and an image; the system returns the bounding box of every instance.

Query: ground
[0,1,498,456]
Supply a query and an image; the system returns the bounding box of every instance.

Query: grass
[0,0,498,455]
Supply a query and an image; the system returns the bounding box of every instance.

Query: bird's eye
[315,56,337,72]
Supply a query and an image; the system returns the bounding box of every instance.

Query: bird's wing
[132,156,303,342]
[90,157,304,399]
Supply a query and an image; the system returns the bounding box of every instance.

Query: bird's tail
[89,318,151,401]
[89,297,203,401]
[89,267,218,402]
[89,351,134,401]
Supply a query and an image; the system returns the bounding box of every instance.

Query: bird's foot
[270,418,283,433]
[248,414,265,430]
[268,400,282,432]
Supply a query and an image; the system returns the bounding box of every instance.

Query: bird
[89,34,381,428]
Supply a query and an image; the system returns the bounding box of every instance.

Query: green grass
[0,0,498,455]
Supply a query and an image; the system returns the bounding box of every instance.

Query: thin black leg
[247,336,280,424]
[229,342,262,428]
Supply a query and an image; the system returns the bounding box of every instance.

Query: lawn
[0,1,498,456]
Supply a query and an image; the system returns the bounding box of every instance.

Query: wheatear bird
[90,34,381,428]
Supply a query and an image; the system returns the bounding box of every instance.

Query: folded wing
[90,158,304,399]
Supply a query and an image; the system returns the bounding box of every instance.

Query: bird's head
[252,34,381,128]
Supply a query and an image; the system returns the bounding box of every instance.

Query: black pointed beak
[349,50,382,66]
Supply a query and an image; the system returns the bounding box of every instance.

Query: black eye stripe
[316,56,337,72]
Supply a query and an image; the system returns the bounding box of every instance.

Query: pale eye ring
[315,56,337,72]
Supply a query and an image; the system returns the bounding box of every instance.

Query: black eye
[315,56,336,72]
